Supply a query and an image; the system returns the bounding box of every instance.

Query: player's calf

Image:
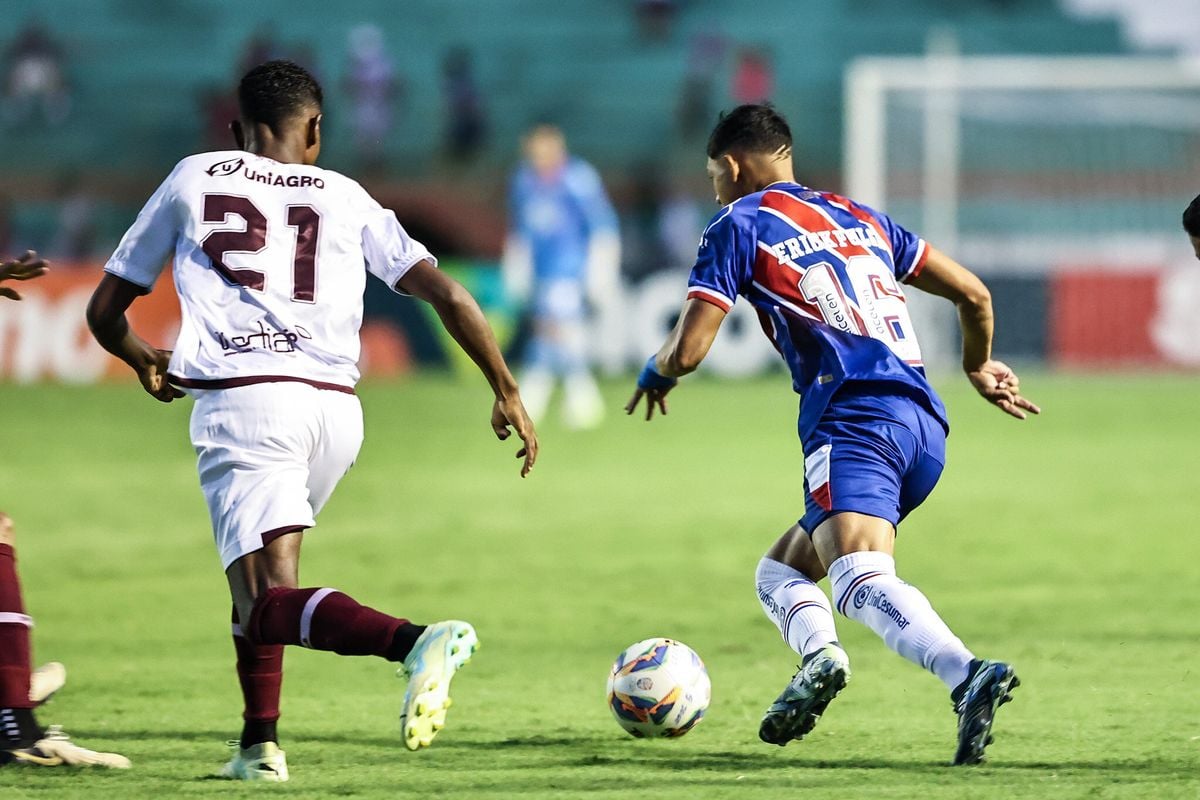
[828,551,975,691]
[245,586,426,662]
[755,556,839,658]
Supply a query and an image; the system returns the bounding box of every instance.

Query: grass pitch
[0,372,1197,799]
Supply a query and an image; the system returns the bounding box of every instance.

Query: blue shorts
[799,384,946,535]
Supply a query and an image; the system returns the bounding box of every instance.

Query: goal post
[843,45,1200,369]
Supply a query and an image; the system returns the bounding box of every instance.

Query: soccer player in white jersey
[86,61,538,781]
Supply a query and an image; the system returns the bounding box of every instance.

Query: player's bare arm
[625,297,726,421]
[397,259,538,477]
[909,246,1040,420]
[86,273,183,403]
[0,250,49,301]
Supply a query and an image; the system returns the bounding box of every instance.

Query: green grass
[0,372,1198,798]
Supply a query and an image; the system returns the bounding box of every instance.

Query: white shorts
[189,382,364,569]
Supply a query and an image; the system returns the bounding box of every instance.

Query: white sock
[755,557,840,658]
[829,551,974,690]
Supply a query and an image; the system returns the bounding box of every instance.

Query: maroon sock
[232,606,283,747]
[247,587,419,660]
[0,544,34,711]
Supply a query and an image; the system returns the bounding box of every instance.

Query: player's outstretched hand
[492,395,538,477]
[138,348,184,403]
[0,250,49,300]
[624,386,672,422]
[967,360,1040,420]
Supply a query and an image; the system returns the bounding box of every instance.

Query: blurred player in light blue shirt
[503,124,620,429]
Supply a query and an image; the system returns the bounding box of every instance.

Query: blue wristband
[637,356,678,391]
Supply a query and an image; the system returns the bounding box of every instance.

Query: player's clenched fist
[137,348,184,403]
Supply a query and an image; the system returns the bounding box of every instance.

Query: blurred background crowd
[1,0,1197,386]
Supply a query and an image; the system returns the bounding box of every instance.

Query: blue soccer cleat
[952,659,1019,765]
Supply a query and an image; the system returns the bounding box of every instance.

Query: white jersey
[104,150,434,391]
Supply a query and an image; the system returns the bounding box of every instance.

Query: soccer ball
[606,637,711,738]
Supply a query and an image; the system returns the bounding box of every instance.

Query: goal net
[843,49,1200,369]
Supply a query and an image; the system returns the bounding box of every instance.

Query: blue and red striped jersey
[686,182,948,440]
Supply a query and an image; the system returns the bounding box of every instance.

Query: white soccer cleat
[4,725,131,768]
[219,740,288,782]
[29,661,66,706]
[398,620,478,751]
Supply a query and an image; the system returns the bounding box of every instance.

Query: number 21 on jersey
[200,193,320,303]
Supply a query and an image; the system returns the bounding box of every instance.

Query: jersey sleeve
[104,163,184,290]
[360,196,437,295]
[866,205,928,283]
[685,203,755,312]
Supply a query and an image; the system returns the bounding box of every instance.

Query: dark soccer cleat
[758,643,850,746]
[952,659,1019,765]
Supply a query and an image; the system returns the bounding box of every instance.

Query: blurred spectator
[344,24,402,171]
[49,174,97,262]
[677,31,726,140]
[0,195,12,256]
[732,47,774,105]
[657,183,703,270]
[624,168,704,278]
[197,84,240,151]
[635,0,678,42]
[624,163,666,281]
[2,23,71,128]
[239,28,282,74]
[292,42,322,85]
[442,47,487,163]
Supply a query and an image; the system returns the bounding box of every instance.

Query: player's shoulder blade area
[181,153,369,214]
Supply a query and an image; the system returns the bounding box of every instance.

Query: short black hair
[706,104,792,160]
[238,59,323,131]
[1183,193,1200,236]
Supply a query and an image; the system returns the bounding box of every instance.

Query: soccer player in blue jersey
[504,124,620,429]
[626,105,1039,765]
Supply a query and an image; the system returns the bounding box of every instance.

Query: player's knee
[764,524,827,580]
[0,512,14,546]
[755,555,782,591]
